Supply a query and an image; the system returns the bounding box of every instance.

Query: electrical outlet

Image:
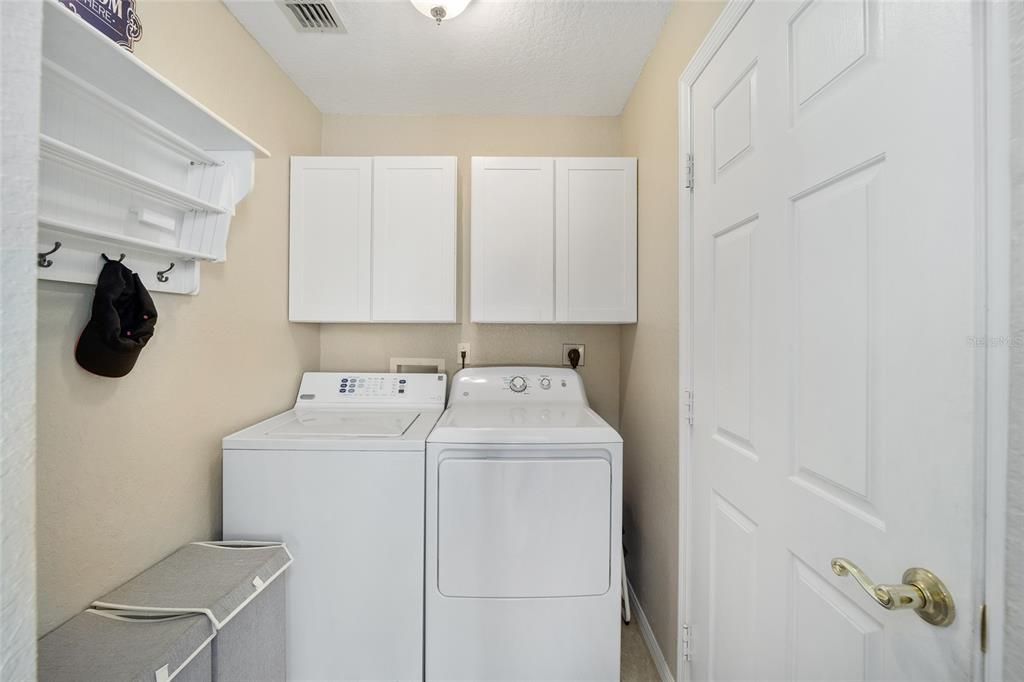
[457,343,471,364]
[562,343,585,367]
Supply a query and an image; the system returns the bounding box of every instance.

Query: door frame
[675,1,1011,679]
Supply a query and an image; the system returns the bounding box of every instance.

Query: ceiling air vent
[278,0,346,34]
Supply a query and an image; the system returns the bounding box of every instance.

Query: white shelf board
[41,135,229,214]
[42,0,270,158]
[39,216,217,262]
[43,59,224,167]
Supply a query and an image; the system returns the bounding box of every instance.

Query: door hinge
[684,153,695,191]
[682,624,693,662]
[980,603,988,653]
[683,389,695,426]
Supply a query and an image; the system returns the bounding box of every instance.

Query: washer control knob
[509,376,528,393]
[539,377,552,390]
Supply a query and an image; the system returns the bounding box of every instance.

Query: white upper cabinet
[470,157,637,324]
[555,158,637,323]
[290,157,373,322]
[289,156,457,323]
[471,158,555,323]
[372,157,458,323]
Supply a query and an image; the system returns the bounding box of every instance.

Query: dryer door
[437,451,612,598]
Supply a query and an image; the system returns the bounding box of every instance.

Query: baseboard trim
[626,580,674,682]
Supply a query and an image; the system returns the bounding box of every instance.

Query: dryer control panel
[449,367,587,404]
[294,372,447,407]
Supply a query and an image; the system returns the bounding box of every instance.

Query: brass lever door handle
[831,558,955,627]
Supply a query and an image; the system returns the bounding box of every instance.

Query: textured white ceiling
[223,0,674,115]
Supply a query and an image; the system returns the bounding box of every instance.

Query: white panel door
[555,158,637,323]
[471,157,555,323]
[372,156,457,323]
[689,1,979,680]
[289,157,372,322]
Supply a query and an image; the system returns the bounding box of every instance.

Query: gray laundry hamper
[92,541,293,682]
[38,609,215,682]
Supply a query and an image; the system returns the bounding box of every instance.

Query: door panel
[471,157,555,323]
[789,555,883,681]
[707,492,758,682]
[289,157,372,322]
[468,156,552,321]
[712,215,756,454]
[372,156,457,322]
[555,158,637,323]
[712,64,756,179]
[689,1,978,679]
[791,159,883,519]
[789,0,872,109]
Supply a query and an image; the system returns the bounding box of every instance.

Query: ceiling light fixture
[410,0,470,25]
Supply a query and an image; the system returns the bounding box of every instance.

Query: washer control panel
[295,372,447,406]
[336,375,407,397]
[450,367,586,404]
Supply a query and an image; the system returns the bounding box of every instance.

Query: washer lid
[268,409,421,438]
[223,408,442,451]
[427,404,622,445]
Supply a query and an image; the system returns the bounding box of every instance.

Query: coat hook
[38,241,62,268]
[101,253,126,263]
[157,262,175,282]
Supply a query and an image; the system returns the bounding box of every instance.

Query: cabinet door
[372,157,457,323]
[555,158,637,323]
[471,157,554,323]
[289,157,372,322]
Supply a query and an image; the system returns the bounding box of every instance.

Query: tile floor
[620,621,661,681]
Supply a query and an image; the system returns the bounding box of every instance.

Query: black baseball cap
[75,260,158,378]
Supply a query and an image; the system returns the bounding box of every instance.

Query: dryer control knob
[509,376,528,393]
[539,377,552,390]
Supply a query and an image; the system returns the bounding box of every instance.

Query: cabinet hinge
[981,603,988,653]
[684,153,695,191]
[682,624,693,662]
[683,389,695,426]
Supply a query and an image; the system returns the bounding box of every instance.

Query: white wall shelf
[41,136,230,215]
[39,217,217,262]
[41,0,269,157]
[42,59,224,167]
[37,0,268,296]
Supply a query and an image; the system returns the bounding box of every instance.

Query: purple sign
[58,0,143,52]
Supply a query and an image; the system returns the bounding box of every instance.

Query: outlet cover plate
[562,343,585,367]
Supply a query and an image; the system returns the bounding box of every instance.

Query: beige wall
[619,1,723,673]
[35,0,322,634]
[319,116,624,425]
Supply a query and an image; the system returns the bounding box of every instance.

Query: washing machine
[222,371,447,682]
[426,367,622,681]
